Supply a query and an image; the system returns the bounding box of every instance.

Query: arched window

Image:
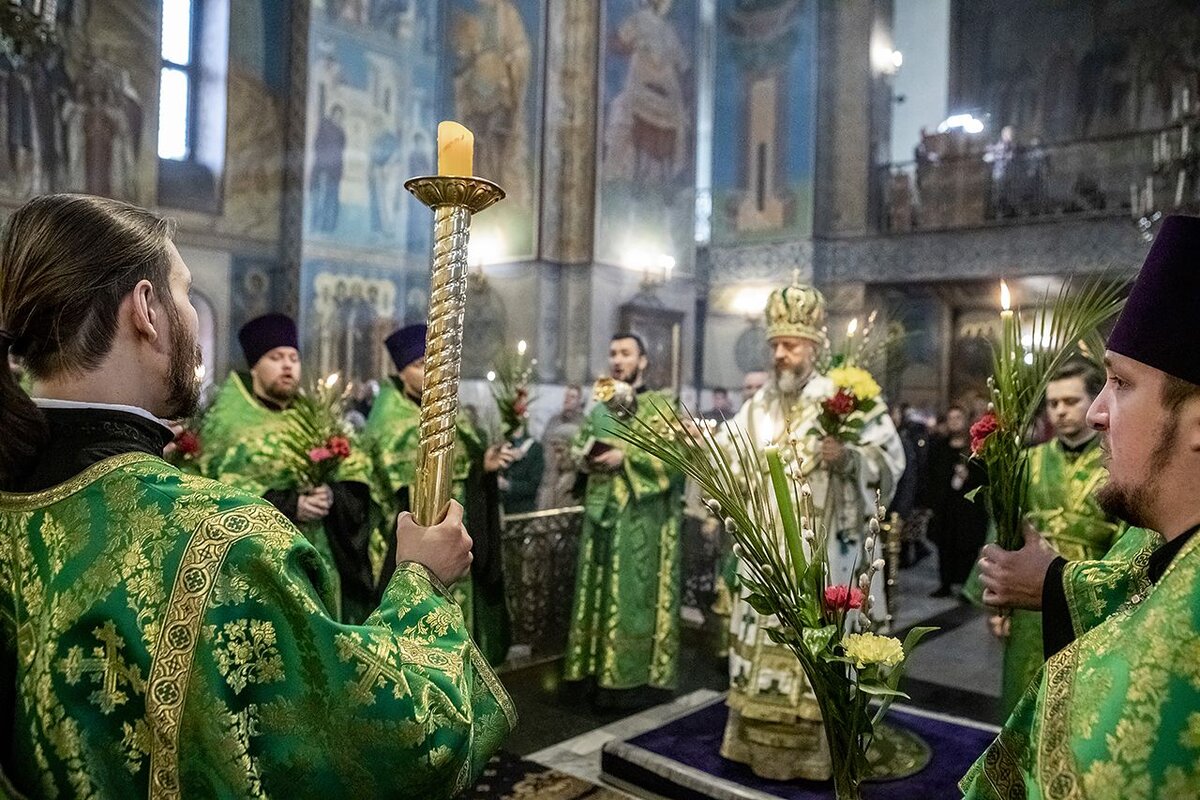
[158,0,230,211]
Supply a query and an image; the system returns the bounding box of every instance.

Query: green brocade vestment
[999,438,1121,715]
[961,527,1200,799]
[360,381,510,666]
[1059,526,1162,638]
[197,373,374,621]
[563,391,684,690]
[0,454,514,798]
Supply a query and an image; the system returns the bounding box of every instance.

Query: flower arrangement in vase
[614,401,934,799]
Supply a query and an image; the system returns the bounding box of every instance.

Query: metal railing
[879,129,1168,233]
[500,506,585,665]
[499,504,906,665]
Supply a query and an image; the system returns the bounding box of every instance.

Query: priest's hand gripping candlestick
[406,121,505,525]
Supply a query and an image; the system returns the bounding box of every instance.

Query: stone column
[812,0,875,240]
[540,0,602,382]
[540,0,600,265]
[277,0,311,319]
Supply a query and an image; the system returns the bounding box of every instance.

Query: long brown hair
[0,194,175,485]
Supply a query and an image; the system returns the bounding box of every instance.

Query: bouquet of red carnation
[307,434,352,481]
[970,278,1123,550]
[163,402,207,466]
[279,373,355,490]
[489,341,538,438]
[969,412,999,456]
[175,429,202,458]
[824,584,864,612]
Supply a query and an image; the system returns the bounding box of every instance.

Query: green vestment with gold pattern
[961,526,1199,799]
[360,380,510,666]
[196,373,374,622]
[998,437,1121,715]
[1059,526,1162,637]
[0,454,514,798]
[563,390,684,690]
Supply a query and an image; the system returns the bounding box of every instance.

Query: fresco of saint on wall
[306,265,400,383]
[595,0,697,274]
[304,6,437,257]
[711,0,817,244]
[446,0,543,262]
[0,0,155,204]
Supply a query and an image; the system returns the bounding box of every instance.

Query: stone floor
[498,552,1005,796]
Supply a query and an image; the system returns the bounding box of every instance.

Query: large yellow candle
[437,121,473,177]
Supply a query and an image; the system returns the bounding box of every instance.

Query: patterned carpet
[462,751,627,799]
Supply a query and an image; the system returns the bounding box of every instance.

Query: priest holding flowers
[963,215,1200,798]
[196,313,377,623]
[361,324,515,666]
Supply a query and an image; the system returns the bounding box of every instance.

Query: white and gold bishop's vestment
[720,374,905,780]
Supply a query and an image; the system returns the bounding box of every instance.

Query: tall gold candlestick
[405,175,505,525]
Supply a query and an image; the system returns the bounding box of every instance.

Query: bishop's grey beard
[773,367,806,396]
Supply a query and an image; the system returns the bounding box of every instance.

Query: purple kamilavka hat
[238,313,299,368]
[1107,215,1200,387]
[385,324,427,372]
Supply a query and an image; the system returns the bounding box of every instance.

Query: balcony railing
[879,129,1175,234]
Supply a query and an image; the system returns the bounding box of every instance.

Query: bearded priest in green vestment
[562,333,685,703]
[975,360,1124,716]
[0,194,513,798]
[196,314,376,624]
[361,324,515,666]
[964,214,1200,798]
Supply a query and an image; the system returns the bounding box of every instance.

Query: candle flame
[846,317,859,337]
[517,340,527,356]
[324,373,340,389]
[999,280,1012,311]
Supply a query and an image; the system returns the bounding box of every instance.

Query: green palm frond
[274,376,353,490]
[821,310,908,374]
[980,275,1125,549]
[489,346,537,438]
[610,398,935,785]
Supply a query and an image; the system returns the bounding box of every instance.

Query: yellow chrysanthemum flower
[841,632,904,669]
[828,366,881,401]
